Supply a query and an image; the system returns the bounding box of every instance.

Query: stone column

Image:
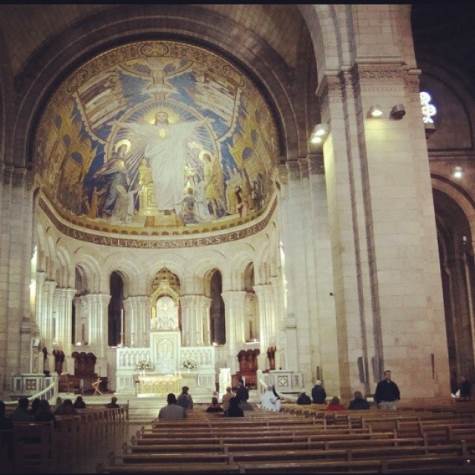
[318,63,450,398]
[277,162,318,384]
[220,290,246,373]
[0,166,35,392]
[180,294,211,346]
[200,295,212,346]
[83,293,110,375]
[123,298,134,347]
[54,288,76,372]
[126,296,150,347]
[253,283,276,371]
[43,280,57,347]
[34,271,46,341]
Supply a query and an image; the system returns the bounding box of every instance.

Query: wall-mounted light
[309,123,329,145]
[212,341,218,347]
[420,91,437,125]
[452,166,463,180]
[368,105,384,118]
[390,104,406,120]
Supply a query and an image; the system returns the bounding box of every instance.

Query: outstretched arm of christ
[115,121,158,140]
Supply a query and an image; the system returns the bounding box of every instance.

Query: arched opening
[434,189,475,390]
[208,269,225,345]
[244,262,259,342]
[108,271,125,346]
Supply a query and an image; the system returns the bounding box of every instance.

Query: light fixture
[212,341,218,347]
[390,104,406,120]
[309,123,328,145]
[420,91,437,125]
[312,124,328,137]
[368,105,384,118]
[452,166,463,180]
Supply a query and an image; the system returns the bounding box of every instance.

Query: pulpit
[234,349,260,388]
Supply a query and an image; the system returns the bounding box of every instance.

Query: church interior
[1,3,475,473]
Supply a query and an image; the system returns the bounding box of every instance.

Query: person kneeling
[296,392,312,405]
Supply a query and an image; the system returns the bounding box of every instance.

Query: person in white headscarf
[260,386,281,412]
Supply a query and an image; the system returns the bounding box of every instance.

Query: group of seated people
[158,382,252,420]
[0,394,121,428]
[1,395,88,426]
[296,390,370,410]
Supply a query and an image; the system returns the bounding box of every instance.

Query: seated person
[348,391,370,410]
[54,397,62,410]
[226,397,244,417]
[35,400,56,424]
[0,401,13,463]
[0,401,13,430]
[326,396,346,411]
[73,396,86,409]
[312,380,327,404]
[29,398,41,415]
[177,386,193,410]
[206,397,223,413]
[105,397,120,409]
[296,392,312,405]
[158,393,186,420]
[10,397,32,422]
[222,387,235,415]
[55,399,77,415]
[458,377,472,400]
[260,386,281,412]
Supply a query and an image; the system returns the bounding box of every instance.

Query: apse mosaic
[35,41,279,234]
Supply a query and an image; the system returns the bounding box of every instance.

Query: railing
[180,346,215,369]
[117,347,151,369]
[5,375,58,406]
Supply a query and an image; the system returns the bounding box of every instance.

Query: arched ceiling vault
[4,4,320,173]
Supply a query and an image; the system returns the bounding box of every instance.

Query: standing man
[374,370,400,410]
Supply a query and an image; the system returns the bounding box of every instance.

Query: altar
[137,373,182,397]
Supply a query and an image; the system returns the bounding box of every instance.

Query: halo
[199,149,213,161]
[114,139,131,154]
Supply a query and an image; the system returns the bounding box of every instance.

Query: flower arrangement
[136,360,153,371]
[182,359,198,370]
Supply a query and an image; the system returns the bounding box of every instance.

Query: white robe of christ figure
[119,111,203,212]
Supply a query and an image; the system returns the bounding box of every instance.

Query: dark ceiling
[412,3,475,93]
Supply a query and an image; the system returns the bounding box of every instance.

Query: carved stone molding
[297,158,310,179]
[308,153,324,175]
[286,160,301,181]
[38,194,278,249]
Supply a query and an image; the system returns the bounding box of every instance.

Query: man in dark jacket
[348,391,370,410]
[374,370,400,410]
[311,380,327,404]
